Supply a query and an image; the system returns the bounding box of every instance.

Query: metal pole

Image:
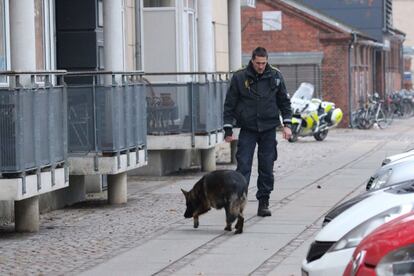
[135,0,143,70]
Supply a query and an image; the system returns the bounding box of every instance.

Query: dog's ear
[181,189,189,197]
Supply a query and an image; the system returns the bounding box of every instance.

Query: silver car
[367,154,414,190]
[381,148,414,166]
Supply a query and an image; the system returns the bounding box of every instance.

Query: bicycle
[352,93,391,129]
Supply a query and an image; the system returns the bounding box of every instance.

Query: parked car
[366,155,414,190]
[323,177,414,226]
[343,211,414,276]
[301,180,414,276]
[381,148,414,166]
[322,155,414,226]
[322,188,379,226]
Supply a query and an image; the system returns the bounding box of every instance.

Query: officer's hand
[282,126,292,140]
[225,135,234,142]
[224,127,234,143]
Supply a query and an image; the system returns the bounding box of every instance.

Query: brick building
[241,0,404,126]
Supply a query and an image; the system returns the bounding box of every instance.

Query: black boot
[257,198,271,217]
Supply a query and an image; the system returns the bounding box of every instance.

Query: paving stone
[0,119,413,275]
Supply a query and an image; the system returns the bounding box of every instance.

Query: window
[34,0,55,83]
[143,0,175,8]
[185,0,195,9]
[98,46,104,70]
[262,11,282,31]
[98,0,103,27]
[35,0,45,71]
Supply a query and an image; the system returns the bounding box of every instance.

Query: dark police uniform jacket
[223,61,292,132]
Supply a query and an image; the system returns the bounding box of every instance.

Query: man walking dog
[223,47,292,217]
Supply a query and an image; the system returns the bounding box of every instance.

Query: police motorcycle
[288,82,343,143]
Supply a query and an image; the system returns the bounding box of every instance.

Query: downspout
[135,0,142,70]
[373,48,376,93]
[400,42,404,89]
[348,32,357,128]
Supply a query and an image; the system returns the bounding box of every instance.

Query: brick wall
[242,2,323,53]
[242,1,351,126]
[405,56,412,71]
[320,42,350,126]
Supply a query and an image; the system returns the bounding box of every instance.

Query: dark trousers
[236,128,278,201]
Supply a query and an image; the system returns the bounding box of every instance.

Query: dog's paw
[193,217,199,228]
[224,226,232,231]
[234,229,243,234]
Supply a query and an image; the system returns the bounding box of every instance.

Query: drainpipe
[135,0,143,70]
[227,0,241,164]
[400,42,404,89]
[373,48,376,93]
[348,32,357,128]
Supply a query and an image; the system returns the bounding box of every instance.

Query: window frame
[143,0,175,8]
[34,0,56,85]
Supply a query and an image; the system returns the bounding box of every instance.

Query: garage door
[275,64,322,98]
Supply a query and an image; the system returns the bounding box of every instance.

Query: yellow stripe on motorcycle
[305,116,314,130]
[292,117,300,124]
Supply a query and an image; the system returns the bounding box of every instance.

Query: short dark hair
[252,47,268,60]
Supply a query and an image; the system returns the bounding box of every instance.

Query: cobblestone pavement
[0,118,413,275]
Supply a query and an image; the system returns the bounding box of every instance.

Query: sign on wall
[262,11,282,31]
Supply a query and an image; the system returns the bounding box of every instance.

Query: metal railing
[0,70,227,174]
[66,71,147,155]
[143,72,229,144]
[0,71,67,174]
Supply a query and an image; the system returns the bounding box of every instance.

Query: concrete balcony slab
[0,167,68,201]
[68,149,147,175]
[147,132,224,150]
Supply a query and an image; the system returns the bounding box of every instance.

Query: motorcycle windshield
[291,82,314,101]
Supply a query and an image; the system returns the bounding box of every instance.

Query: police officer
[223,47,292,217]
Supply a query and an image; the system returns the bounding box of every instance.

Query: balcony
[65,72,147,175]
[0,71,68,201]
[133,72,229,175]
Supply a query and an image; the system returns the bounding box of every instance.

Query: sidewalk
[1,118,413,275]
[81,119,414,276]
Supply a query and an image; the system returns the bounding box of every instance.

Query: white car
[381,148,414,166]
[366,154,414,190]
[302,180,414,276]
[322,155,414,226]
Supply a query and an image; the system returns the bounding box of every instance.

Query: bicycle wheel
[351,111,362,128]
[385,106,394,126]
[377,108,389,129]
[360,109,374,129]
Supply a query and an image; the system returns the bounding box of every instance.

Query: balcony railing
[0,70,226,174]
[65,71,147,155]
[143,72,229,140]
[0,71,67,174]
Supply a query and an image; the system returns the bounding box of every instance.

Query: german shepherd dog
[181,170,248,234]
